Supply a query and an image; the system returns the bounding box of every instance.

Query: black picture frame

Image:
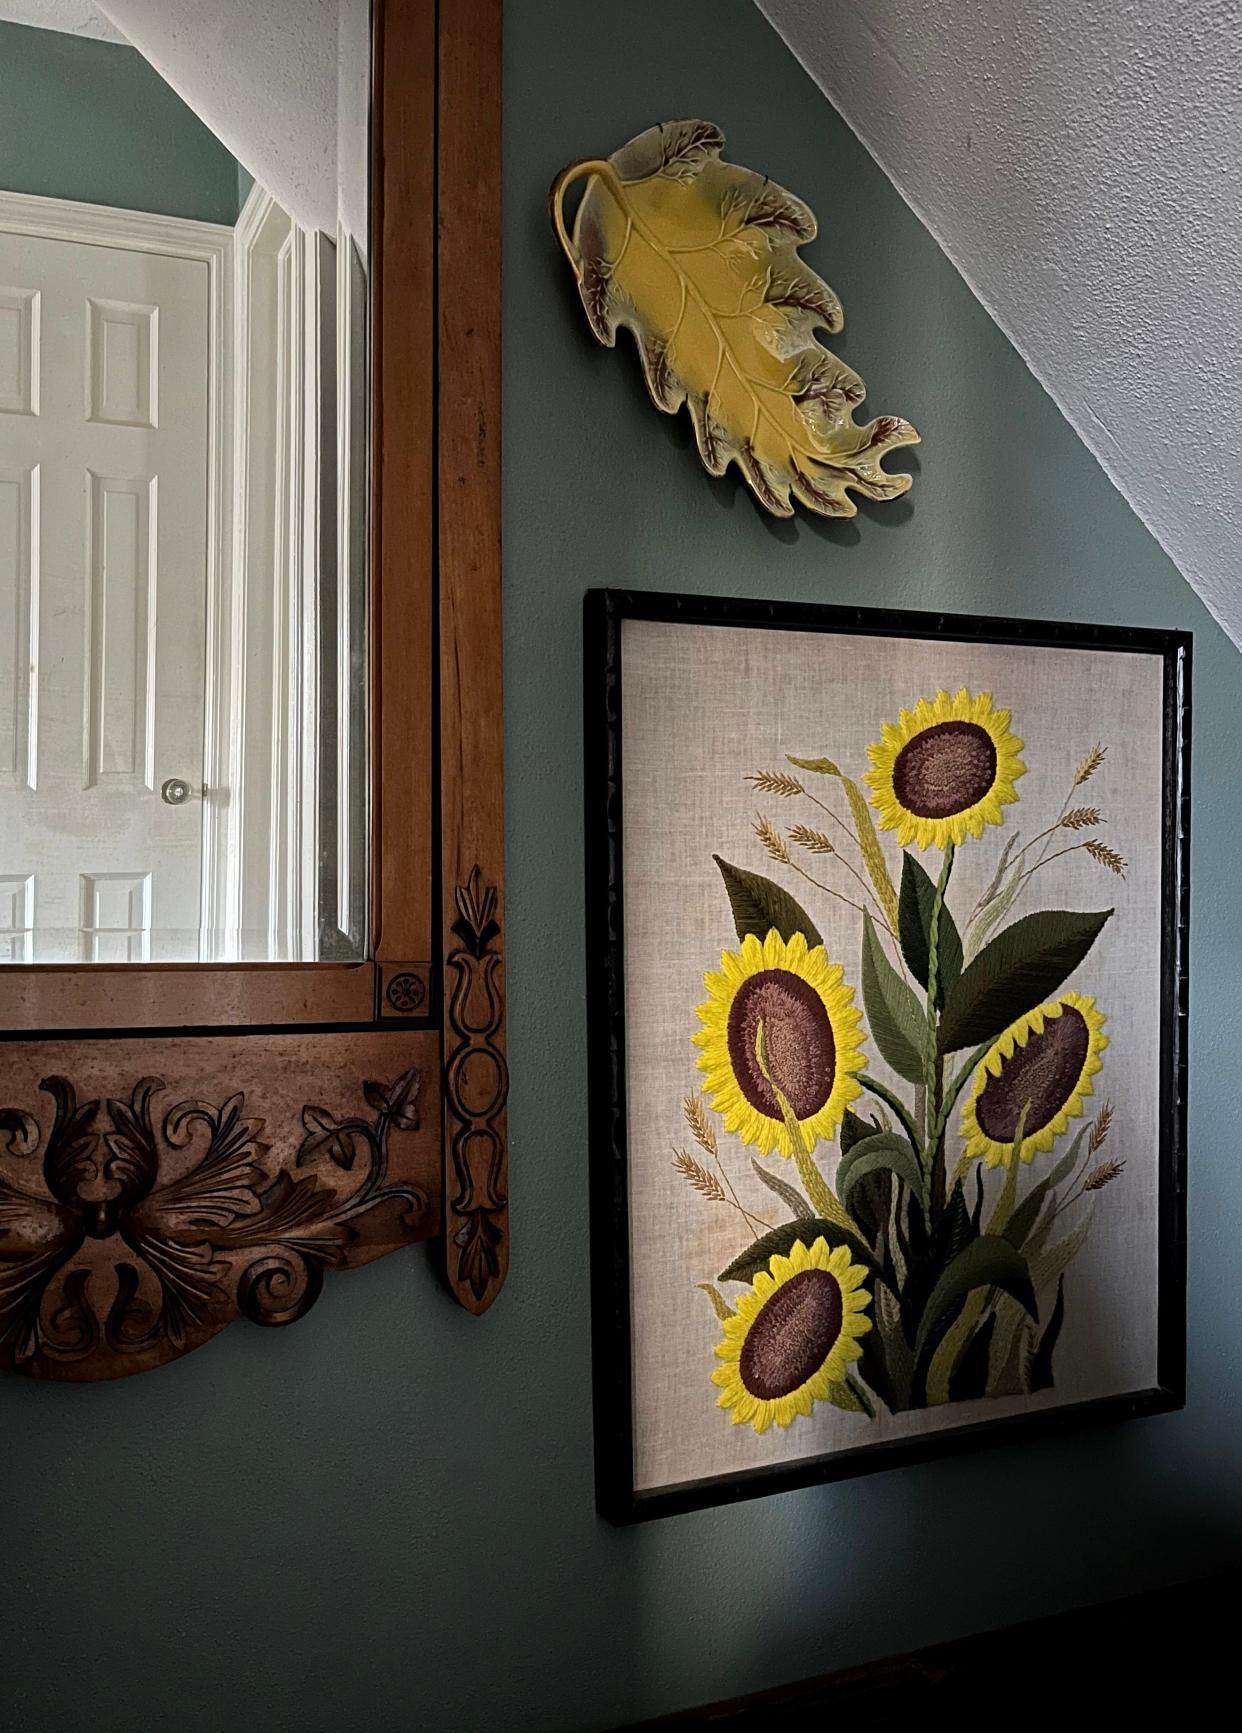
[585,587,1190,1525]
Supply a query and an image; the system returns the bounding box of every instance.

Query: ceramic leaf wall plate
[550,119,919,519]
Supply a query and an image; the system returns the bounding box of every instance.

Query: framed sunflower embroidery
[585,589,1190,1521]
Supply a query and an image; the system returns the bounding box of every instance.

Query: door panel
[0,224,210,962]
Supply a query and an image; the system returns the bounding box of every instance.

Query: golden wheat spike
[788,823,835,856]
[683,1094,718,1158]
[1085,838,1126,877]
[1084,1156,1125,1192]
[746,769,804,798]
[1088,1101,1114,1154]
[672,1149,726,1203]
[753,813,790,864]
[1075,744,1107,785]
[1061,806,1103,831]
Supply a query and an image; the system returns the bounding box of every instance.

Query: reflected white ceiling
[95,0,368,239]
[758,0,1242,646]
[0,2,125,41]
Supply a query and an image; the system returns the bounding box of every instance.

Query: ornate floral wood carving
[443,867,509,1312]
[0,1038,439,1381]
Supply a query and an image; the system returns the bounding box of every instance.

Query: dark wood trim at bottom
[624,1573,1239,1725]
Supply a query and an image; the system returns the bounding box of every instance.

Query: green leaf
[937,907,1114,1055]
[860,912,927,1085]
[826,1376,874,1417]
[871,1281,913,1411]
[837,1130,924,1214]
[913,1234,1038,1367]
[1028,1274,1066,1392]
[949,1313,996,1402]
[988,1210,1088,1393]
[696,1283,734,1323]
[786,755,899,930]
[1028,1214,1091,1297]
[713,855,822,949]
[718,1217,876,1284]
[964,854,1024,964]
[750,1157,812,1222]
[840,1107,875,1157]
[898,852,963,1008]
[786,752,841,772]
[1003,1124,1089,1249]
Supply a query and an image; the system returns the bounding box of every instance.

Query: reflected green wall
[0,21,243,224]
[1,2,1236,1729]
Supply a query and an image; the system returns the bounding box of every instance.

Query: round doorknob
[161,777,193,805]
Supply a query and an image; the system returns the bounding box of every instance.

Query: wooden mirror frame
[0,0,506,1380]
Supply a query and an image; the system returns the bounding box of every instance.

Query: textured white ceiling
[96,0,365,235]
[0,1,125,40]
[758,0,1242,644]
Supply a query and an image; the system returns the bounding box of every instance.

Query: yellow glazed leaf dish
[550,119,919,519]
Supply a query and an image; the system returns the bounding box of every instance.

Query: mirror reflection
[0,1,370,964]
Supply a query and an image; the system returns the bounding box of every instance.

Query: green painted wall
[2,2,1236,1728]
[0,21,243,224]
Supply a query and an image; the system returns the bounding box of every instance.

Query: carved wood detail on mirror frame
[0,0,506,1379]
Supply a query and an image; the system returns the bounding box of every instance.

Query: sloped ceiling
[757,0,1242,644]
[95,0,354,234]
[0,2,125,41]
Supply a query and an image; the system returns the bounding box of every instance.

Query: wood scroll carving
[0,1034,439,1381]
[443,868,509,1312]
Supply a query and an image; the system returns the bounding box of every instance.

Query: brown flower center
[975,1005,1091,1142]
[739,1268,844,1400]
[892,720,998,819]
[726,968,836,1122]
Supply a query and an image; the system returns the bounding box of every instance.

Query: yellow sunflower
[712,1237,873,1433]
[864,687,1026,850]
[960,992,1108,1167]
[693,928,865,1158]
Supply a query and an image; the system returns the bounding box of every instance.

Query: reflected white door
[0,222,210,962]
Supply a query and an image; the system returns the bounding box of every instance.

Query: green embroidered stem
[928,1036,995,1156]
[755,1019,857,1236]
[858,1074,923,1159]
[923,841,955,1160]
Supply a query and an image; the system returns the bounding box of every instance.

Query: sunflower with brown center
[864,687,1026,850]
[693,929,865,1157]
[712,1237,873,1432]
[960,991,1108,1166]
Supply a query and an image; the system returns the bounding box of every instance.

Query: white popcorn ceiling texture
[758,0,1242,646]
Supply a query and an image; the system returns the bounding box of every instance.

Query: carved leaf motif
[550,119,919,518]
[156,1093,268,1231]
[385,1068,422,1133]
[298,1106,358,1171]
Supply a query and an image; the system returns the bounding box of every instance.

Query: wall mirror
[0,0,506,1379]
[1,1,371,965]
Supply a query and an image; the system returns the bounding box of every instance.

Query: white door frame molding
[230,181,335,962]
[0,188,233,959]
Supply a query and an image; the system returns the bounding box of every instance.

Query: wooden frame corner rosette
[0,0,507,1382]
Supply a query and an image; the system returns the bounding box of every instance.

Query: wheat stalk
[683,1094,718,1158]
[746,769,804,798]
[1084,1156,1125,1192]
[1075,744,1107,785]
[672,1149,727,1203]
[788,823,836,856]
[1085,838,1127,877]
[1061,806,1103,831]
[754,813,790,864]
[1088,1100,1114,1154]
